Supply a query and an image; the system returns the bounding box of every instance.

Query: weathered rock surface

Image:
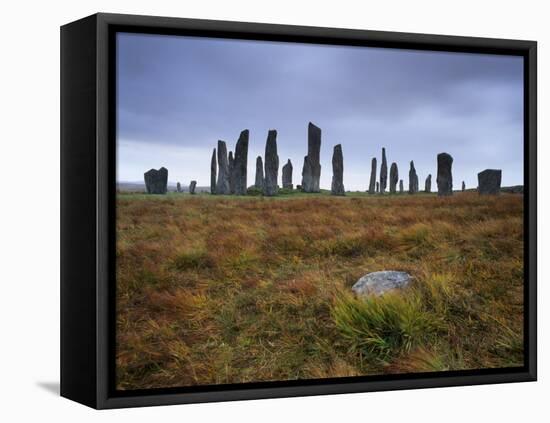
[399,179,404,194]
[437,153,453,196]
[368,157,377,194]
[228,151,235,194]
[331,144,345,196]
[352,271,412,297]
[233,130,249,195]
[210,148,217,194]
[380,148,388,194]
[282,159,293,189]
[462,181,466,192]
[216,141,231,194]
[425,174,432,193]
[176,182,182,193]
[389,162,398,194]
[376,181,379,193]
[255,156,264,189]
[263,130,279,196]
[144,167,168,194]
[478,169,502,195]
[408,161,419,194]
[301,122,321,192]
[189,180,197,194]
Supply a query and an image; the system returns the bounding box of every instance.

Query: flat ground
[116,191,524,390]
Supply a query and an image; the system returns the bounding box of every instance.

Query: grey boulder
[352,271,412,297]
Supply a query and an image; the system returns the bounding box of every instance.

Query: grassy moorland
[115,191,524,390]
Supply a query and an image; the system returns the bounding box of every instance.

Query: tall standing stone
[263,130,279,196]
[301,122,321,192]
[255,156,264,189]
[376,182,379,193]
[437,153,453,196]
[233,130,249,195]
[189,180,197,195]
[389,162,398,194]
[408,161,419,194]
[176,182,182,193]
[478,169,502,195]
[368,157,377,194]
[380,148,388,194]
[282,159,293,189]
[399,179,404,194]
[210,148,217,194]
[144,167,168,194]
[228,151,235,194]
[216,141,230,195]
[462,181,466,192]
[425,174,432,193]
[331,144,345,196]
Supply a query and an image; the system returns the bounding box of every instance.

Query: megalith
[389,162,398,194]
[282,159,293,189]
[399,179,404,194]
[228,151,235,194]
[408,161,419,194]
[368,157,377,194]
[331,144,345,196]
[425,174,432,193]
[144,167,168,194]
[478,169,502,195]
[216,140,230,194]
[437,153,453,196]
[233,129,249,195]
[255,156,264,189]
[301,122,321,192]
[263,130,279,196]
[210,148,217,194]
[380,148,388,194]
[189,180,197,195]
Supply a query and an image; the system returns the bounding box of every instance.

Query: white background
[1,0,547,421]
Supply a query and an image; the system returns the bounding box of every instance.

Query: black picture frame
[60,12,537,409]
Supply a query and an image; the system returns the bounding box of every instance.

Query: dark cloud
[117,32,524,189]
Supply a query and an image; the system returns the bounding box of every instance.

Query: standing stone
[144,167,168,194]
[216,141,230,194]
[376,182,379,193]
[368,157,377,194]
[210,148,217,194]
[408,161,419,194]
[478,169,502,195]
[176,182,182,193]
[425,174,432,193]
[301,122,321,192]
[228,151,235,194]
[189,180,197,195]
[462,181,466,192]
[331,144,345,196]
[399,179,404,194]
[255,156,264,189]
[282,159,293,189]
[437,153,453,196]
[380,148,388,194]
[263,130,279,196]
[389,162,398,194]
[233,130,249,195]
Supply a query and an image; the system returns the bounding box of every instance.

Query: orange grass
[116,192,524,389]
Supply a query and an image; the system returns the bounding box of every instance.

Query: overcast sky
[116,32,524,190]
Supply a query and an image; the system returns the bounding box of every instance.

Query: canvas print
[115,32,525,391]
